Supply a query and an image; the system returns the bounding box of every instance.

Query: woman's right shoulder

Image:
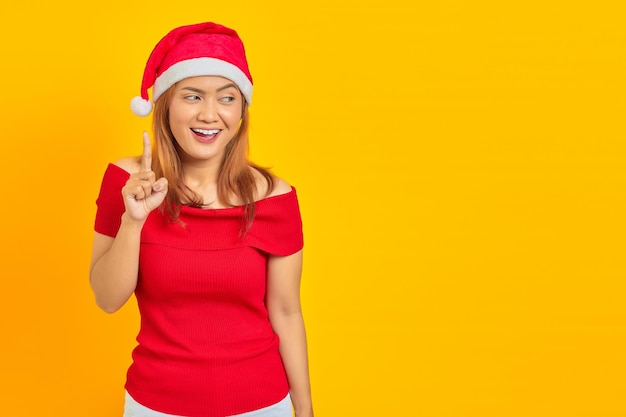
[112,156,141,174]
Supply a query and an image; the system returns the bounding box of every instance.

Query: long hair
[151,85,274,231]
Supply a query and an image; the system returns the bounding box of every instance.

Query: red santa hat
[130,22,253,117]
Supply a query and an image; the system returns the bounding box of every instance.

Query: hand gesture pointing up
[121,132,168,223]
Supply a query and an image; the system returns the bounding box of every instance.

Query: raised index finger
[141,131,152,172]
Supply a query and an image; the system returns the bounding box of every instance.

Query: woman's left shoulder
[267,177,293,198]
[251,167,293,199]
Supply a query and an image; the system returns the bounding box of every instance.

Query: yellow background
[1,1,625,416]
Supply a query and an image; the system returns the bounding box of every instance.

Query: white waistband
[123,391,292,417]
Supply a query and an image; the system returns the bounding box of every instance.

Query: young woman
[89,22,313,417]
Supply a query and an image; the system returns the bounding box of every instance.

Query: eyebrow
[180,83,238,94]
[217,83,238,92]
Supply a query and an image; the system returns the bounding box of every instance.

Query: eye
[220,96,235,103]
[184,94,201,101]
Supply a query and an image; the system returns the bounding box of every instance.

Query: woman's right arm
[89,218,144,313]
[89,132,168,313]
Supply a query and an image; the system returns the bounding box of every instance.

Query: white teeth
[192,128,220,135]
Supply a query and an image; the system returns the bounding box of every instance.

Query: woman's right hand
[121,131,168,222]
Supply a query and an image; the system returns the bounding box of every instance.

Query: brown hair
[151,85,274,231]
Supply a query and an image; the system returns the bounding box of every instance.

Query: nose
[198,100,218,123]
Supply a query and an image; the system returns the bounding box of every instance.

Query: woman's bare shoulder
[251,167,292,199]
[112,156,141,174]
[267,176,292,198]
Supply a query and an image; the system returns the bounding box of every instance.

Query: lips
[191,128,221,142]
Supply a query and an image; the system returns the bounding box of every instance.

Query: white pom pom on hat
[130,22,253,117]
[130,96,153,117]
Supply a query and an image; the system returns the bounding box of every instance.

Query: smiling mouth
[191,128,221,138]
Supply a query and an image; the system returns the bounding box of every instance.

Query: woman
[90,22,313,417]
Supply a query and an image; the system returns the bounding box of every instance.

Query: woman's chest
[137,244,267,304]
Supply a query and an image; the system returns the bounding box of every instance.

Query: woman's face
[168,76,243,165]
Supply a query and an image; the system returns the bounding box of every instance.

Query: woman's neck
[181,160,222,207]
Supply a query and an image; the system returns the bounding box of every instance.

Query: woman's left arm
[266,249,314,417]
